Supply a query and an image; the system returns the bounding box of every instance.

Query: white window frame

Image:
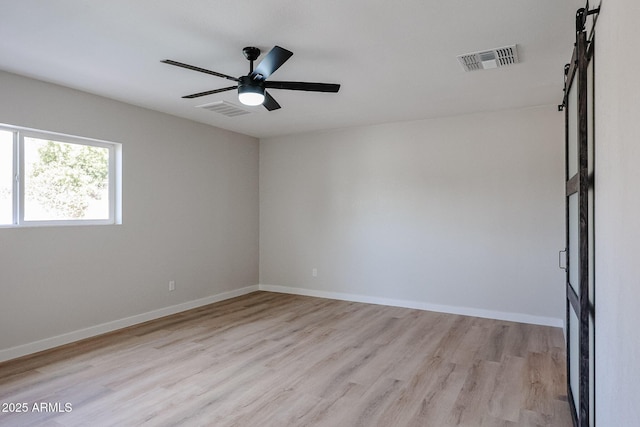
[0,124,122,227]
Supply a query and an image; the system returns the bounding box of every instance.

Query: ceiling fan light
[238,91,265,106]
[238,78,265,106]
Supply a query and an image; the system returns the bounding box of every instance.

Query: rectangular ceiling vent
[457,45,519,72]
[196,100,251,117]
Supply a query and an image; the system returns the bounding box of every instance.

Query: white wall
[595,0,640,424]
[0,71,259,358]
[260,106,565,324]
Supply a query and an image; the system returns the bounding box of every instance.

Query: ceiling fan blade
[265,81,340,93]
[162,60,239,82]
[182,86,237,99]
[252,46,293,80]
[263,91,281,111]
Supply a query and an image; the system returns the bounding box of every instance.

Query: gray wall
[595,0,640,424]
[0,71,259,356]
[260,105,565,323]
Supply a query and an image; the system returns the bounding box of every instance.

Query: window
[0,124,121,227]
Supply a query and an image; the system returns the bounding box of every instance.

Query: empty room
[0,0,638,426]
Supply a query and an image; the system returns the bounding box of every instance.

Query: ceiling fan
[162,46,340,111]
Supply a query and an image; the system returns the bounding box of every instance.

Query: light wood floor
[0,292,572,426]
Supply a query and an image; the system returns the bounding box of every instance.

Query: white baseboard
[0,285,259,363]
[1,283,562,363]
[259,284,563,328]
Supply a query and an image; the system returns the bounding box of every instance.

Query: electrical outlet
[169,280,175,291]
[312,268,318,277]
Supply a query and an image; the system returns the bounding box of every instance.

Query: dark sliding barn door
[561,4,598,427]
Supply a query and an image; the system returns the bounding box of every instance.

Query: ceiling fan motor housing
[238,75,264,92]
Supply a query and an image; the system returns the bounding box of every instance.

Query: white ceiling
[0,0,583,139]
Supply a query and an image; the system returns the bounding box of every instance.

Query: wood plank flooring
[0,291,572,426]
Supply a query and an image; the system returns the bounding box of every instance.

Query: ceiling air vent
[457,45,519,72]
[196,100,252,117]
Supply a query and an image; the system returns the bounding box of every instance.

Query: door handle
[559,249,567,271]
